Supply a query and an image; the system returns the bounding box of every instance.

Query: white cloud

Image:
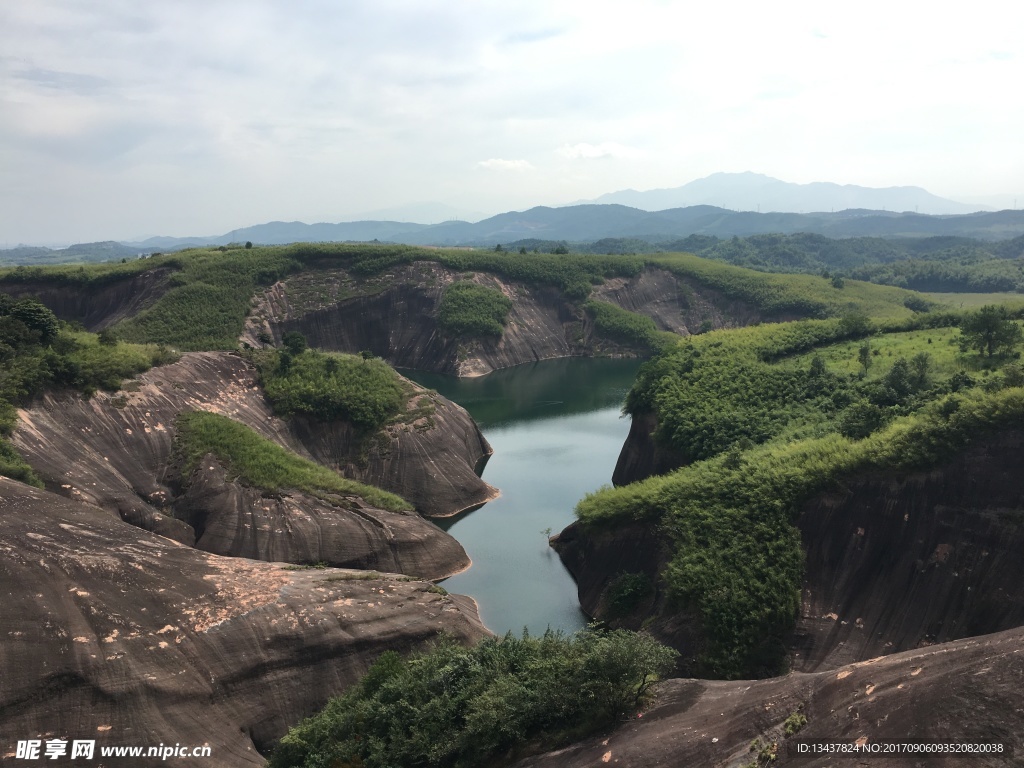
[0,0,1022,242]
[477,158,534,171]
[558,142,642,160]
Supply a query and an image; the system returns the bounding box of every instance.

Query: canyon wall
[12,352,495,579]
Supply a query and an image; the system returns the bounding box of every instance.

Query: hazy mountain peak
[584,173,989,215]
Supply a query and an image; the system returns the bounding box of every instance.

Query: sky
[1,1,1022,245]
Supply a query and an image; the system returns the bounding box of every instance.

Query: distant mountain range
[4,173,1023,266]
[578,172,987,216]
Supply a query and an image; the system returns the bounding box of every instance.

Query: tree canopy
[959,305,1022,357]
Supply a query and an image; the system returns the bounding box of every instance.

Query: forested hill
[5,205,1024,266]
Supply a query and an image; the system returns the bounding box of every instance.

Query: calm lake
[404,357,642,637]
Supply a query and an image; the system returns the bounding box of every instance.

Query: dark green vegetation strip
[580,309,1024,678]
[677,232,1024,293]
[270,628,677,768]
[0,294,178,487]
[437,282,512,338]
[174,411,410,512]
[584,299,675,353]
[251,349,405,432]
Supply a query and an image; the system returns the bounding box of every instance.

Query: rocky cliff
[245,263,767,377]
[514,625,1023,768]
[0,268,172,330]
[793,429,1024,672]
[558,429,1024,676]
[611,410,686,486]
[12,351,495,579]
[0,478,488,766]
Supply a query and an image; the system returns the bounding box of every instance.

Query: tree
[959,305,1022,358]
[858,342,872,376]
[245,241,253,249]
[281,331,307,356]
[9,299,59,345]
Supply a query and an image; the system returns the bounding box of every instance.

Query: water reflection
[403,357,641,636]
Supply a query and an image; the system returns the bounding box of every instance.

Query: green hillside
[577,306,1024,677]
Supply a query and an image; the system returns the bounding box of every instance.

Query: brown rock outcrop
[611,410,686,486]
[0,268,172,330]
[794,429,1024,671]
[247,263,758,377]
[174,459,471,578]
[0,478,488,766]
[249,263,592,377]
[514,625,1024,768]
[12,351,493,578]
[590,267,768,336]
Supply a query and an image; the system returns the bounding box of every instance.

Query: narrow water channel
[404,357,642,637]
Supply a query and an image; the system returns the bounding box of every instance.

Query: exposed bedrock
[793,429,1024,672]
[246,263,770,377]
[252,263,589,377]
[514,625,1024,768]
[0,268,172,330]
[558,429,1024,675]
[0,478,488,767]
[12,352,492,578]
[286,404,497,518]
[590,267,769,335]
[174,460,471,577]
[611,410,686,486]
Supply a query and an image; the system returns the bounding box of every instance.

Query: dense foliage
[0,294,177,486]
[253,349,406,432]
[497,233,1024,294]
[174,411,410,512]
[437,282,513,338]
[270,628,678,768]
[584,300,675,353]
[580,307,1024,677]
[579,385,1024,677]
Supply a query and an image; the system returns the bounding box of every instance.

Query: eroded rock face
[175,460,471,578]
[12,352,493,578]
[558,429,1024,676]
[247,263,762,377]
[0,268,173,330]
[514,626,1024,768]
[611,410,686,486]
[0,478,488,766]
[794,430,1024,671]
[249,263,590,377]
[590,268,768,336]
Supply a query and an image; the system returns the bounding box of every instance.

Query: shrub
[437,282,512,338]
[269,628,677,768]
[256,350,404,432]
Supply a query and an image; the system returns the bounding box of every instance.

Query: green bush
[174,411,410,512]
[437,282,512,338]
[256,349,405,432]
[584,300,675,353]
[269,627,677,768]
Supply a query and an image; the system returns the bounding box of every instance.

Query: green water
[404,357,642,636]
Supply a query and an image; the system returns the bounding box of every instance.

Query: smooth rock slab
[0,478,488,766]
